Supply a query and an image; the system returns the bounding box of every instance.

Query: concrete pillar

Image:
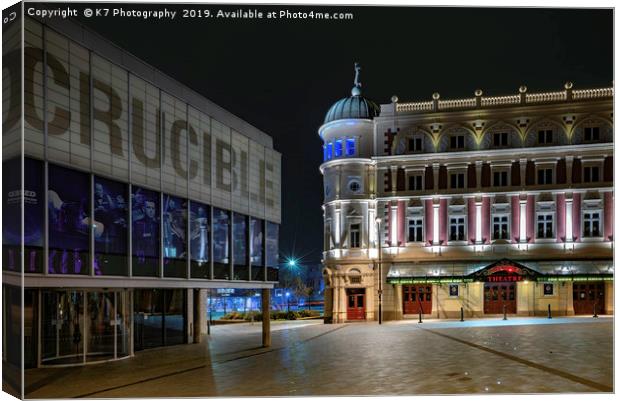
[519,158,527,187]
[565,282,575,316]
[519,198,527,243]
[193,289,204,343]
[262,288,271,347]
[324,285,334,323]
[187,289,194,344]
[565,194,573,242]
[475,160,482,190]
[466,282,484,318]
[517,281,535,316]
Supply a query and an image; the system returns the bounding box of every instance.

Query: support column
[193,289,204,343]
[475,160,482,190]
[566,156,573,186]
[390,166,398,196]
[475,200,482,244]
[433,200,440,245]
[390,202,398,246]
[520,158,527,187]
[262,288,271,347]
[433,163,440,192]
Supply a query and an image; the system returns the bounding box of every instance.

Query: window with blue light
[334,140,343,157]
[323,145,327,161]
[346,138,356,156]
[326,143,333,160]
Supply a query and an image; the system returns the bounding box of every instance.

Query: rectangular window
[450,135,465,150]
[349,224,361,248]
[493,215,509,240]
[537,214,554,238]
[48,164,91,275]
[323,145,328,161]
[538,130,553,144]
[94,176,128,276]
[450,173,465,189]
[132,187,160,277]
[408,137,423,152]
[408,219,423,242]
[584,127,600,142]
[493,132,508,147]
[163,195,187,278]
[408,175,423,191]
[493,171,508,187]
[250,218,264,281]
[583,166,600,183]
[583,212,601,237]
[345,138,356,156]
[537,168,553,185]
[266,222,279,281]
[326,143,333,160]
[190,201,210,279]
[213,208,230,279]
[334,140,343,157]
[232,213,248,280]
[449,217,465,241]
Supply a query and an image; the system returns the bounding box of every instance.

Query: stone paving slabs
[23,317,613,398]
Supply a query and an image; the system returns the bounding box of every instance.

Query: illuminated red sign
[487,264,524,275]
[487,275,523,282]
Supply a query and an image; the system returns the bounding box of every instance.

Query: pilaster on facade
[432,163,440,193]
[475,160,483,190]
[519,158,527,188]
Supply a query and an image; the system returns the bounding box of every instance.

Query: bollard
[502,304,507,320]
[547,304,552,319]
[207,316,211,335]
[593,303,599,318]
[418,310,423,324]
[460,307,464,322]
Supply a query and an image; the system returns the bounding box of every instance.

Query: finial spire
[352,62,362,96]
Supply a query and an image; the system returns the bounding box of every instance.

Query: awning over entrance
[386,259,613,284]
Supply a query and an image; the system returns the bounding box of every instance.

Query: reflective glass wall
[15,158,278,280]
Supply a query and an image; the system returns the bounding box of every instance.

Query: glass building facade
[2,15,281,371]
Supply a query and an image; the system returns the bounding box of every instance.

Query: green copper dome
[324,63,380,124]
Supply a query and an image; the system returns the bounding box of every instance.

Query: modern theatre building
[320,65,613,322]
[2,14,281,370]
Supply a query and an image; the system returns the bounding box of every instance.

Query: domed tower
[320,63,380,323]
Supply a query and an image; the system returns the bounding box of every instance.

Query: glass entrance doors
[41,289,131,366]
[133,289,187,351]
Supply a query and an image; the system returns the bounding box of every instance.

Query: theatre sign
[4,17,280,223]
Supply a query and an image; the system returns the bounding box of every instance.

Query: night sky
[66,3,613,266]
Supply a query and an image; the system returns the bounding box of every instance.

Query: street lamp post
[376,217,383,325]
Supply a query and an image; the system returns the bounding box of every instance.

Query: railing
[395,85,612,114]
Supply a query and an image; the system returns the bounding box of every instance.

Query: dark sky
[67,3,613,266]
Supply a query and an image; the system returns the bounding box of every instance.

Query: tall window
[493,132,508,147]
[537,168,553,185]
[450,217,465,241]
[537,214,554,238]
[493,171,508,187]
[408,175,423,191]
[349,224,360,248]
[583,212,601,237]
[583,166,600,183]
[450,135,465,150]
[345,138,356,156]
[493,216,509,240]
[450,173,465,189]
[409,136,423,152]
[584,127,600,142]
[334,140,343,157]
[408,219,423,242]
[538,130,553,144]
[325,143,333,160]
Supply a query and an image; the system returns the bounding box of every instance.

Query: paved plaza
[24,316,613,398]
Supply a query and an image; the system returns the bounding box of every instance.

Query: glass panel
[251,217,264,281]
[134,289,163,350]
[131,187,160,277]
[357,296,363,308]
[348,296,354,308]
[94,177,128,276]
[86,291,115,362]
[164,290,186,346]
[233,213,248,274]
[190,201,210,279]
[163,195,187,278]
[213,208,230,279]
[42,290,84,365]
[48,165,90,274]
[266,221,279,281]
[116,291,130,358]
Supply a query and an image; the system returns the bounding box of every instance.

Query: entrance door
[346,288,365,320]
[573,283,605,315]
[484,283,516,314]
[402,285,432,314]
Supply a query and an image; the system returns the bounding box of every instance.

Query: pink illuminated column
[467,198,476,244]
[556,193,566,243]
[397,200,406,246]
[526,195,535,243]
[481,197,491,244]
[572,193,581,242]
[604,192,613,241]
[425,199,434,246]
[511,195,520,243]
[439,199,448,245]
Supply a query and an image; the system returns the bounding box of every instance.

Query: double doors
[402,285,432,314]
[573,283,605,315]
[346,288,366,320]
[484,283,516,314]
